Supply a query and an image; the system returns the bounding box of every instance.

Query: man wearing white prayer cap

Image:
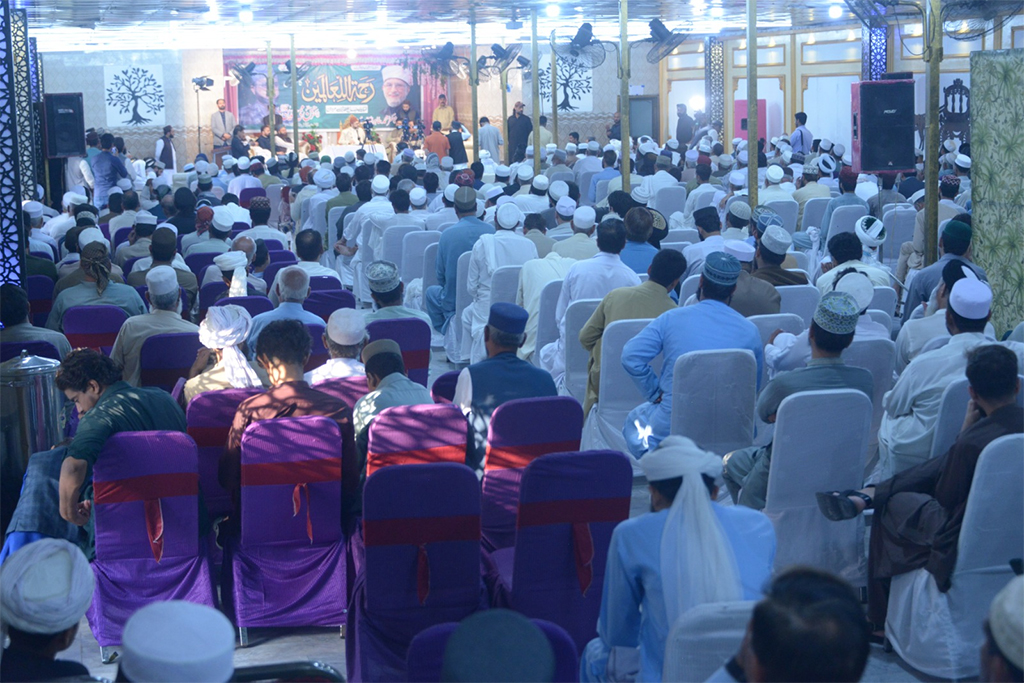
[514,175,551,214]
[183,304,268,404]
[759,164,792,204]
[984,576,1024,682]
[551,206,600,260]
[547,196,578,239]
[118,601,234,683]
[227,157,261,197]
[580,435,775,683]
[876,278,1024,478]
[110,265,199,386]
[41,192,87,245]
[0,539,94,681]
[461,202,538,363]
[305,308,368,385]
[300,167,342,234]
[752,224,808,286]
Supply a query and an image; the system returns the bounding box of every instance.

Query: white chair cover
[595,179,611,204]
[421,242,440,289]
[886,434,1024,680]
[326,206,345,242]
[827,205,868,237]
[680,274,701,304]
[1008,320,1024,343]
[354,218,376,304]
[549,171,574,185]
[580,318,659,474]
[652,186,688,217]
[788,250,809,272]
[265,184,284,227]
[380,225,420,272]
[489,265,522,307]
[777,285,820,327]
[929,375,1024,460]
[694,192,716,211]
[881,207,916,268]
[666,228,699,244]
[866,308,892,333]
[800,196,830,232]
[401,230,441,284]
[659,242,689,254]
[532,279,563,368]
[842,337,896,476]
[437,221,457,232]
[763,389,871,584]
[764,199,799,235]
[662,601,756,683]
[747,313,804,391]
[443,251,473,363]
[870,286,898,317]
[670,349,756,455]
[579,172,597,206]
[562,299,602,403]
[299,196,311,228]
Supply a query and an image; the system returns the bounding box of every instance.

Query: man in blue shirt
[818,167,868,243]
[790,112,813,155]
[622,252,763,457]
[246,265,325,358]
[91,133,128,210]
[588,150,621,204]
[618,207,660,274]
[425,186,494,334]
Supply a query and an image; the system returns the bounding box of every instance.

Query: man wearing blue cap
[622,252,763,458]
[454,303,557,470]
[723,292,874,510]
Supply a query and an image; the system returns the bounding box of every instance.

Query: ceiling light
[239,5,253,23]
[545,4,561,18]
[347,47,357,59]
[828,4,843,19]
[709,6,724,17]
[689,95,706,112]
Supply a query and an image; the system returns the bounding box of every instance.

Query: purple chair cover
[430,371,460,404]
[99,223,110,240]
[304,290,357,324]
[26,275,54,327]
[316,376,369,409]
[171,377,186,403]
[366,404,467,478]
[1,340,61,362]
[63,305,129,354]
[306,323,329,372]
[366,318,432,387]
[223,416,347,629]
[405,619,579,683]
[267,249,295,264]
[86,431,216,646]
[185,252,218,278]
[112,226,132,252]
[239,187,266,208]
[310,275,343,292]
[122,256,143,276]
[212,295,273,318]
[481,397,584,552]
[263,239,285,252]
[493,450,632,653]
[198,281,228,316]
[186,388,264,519]
[262,261,291,289]
[347,463,485,683]
[139,332,204,391]
[30,250,54,262]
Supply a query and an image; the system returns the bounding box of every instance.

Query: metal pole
[745,0,758,206]
[266,40,276,156]
[550,53,558,147]
[619,0,631,192]
[501,69,509,164]
[470,8,480,161]
[291,34,299,162]
[923,0,942,266]
[531,8,541,178]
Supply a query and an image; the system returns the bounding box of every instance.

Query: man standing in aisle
[155,126,176,181]
[478,116,503,162]
[676,103,695,148]
[790,112,812,155]
[211,99,236,151]
[507,101,533,164]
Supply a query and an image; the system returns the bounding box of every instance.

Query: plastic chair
[1,340,61,362]
[563,299,602,403]
[870,286,898,318]
[381,225,420,272]
[366,317,432,387]
[788,250,810,272]
[26,275,54,327]
[267,249,297,264]
[679,274,701,303]
[315,376,369,408]
[866,308,892,332]
[578,172,597,205]
[882,207,916,267]
[261,238,285,252]
[402,230,441,284]
[826,204,868,238]
[763,389,872,585]
[185,252,218,278]
[366,404,467,478]
[666,228,699,244]
[489,265,522,307]
[747,313,805,391]
[122,256,143,277]
[63,305,129,353]
[198,282,228,317]
[211,295,273,318]
[663,602,756,683]
[928,375,1024,461]
[801,197,830,232]
[764,199,799,235]
[885,434,1024,680]
[422,242,441,290]
[238,187,266,209]
[303,289,357,324]
[305,323,329,371]
[670,349,756,454]
[327,207,345,242]
[139,333,204,392]
[309,275,343,291]
[841,337,896,460]
[431,370,460,404]
[652,186,687,217]
[659,241,687,254]
[549,171,574,185]
[112,226,133,252]
[443,251,473,363]
[30,250,54,262]
[595,179,611,204]
[532,279,563,368]
[776,285,820,327]
[263,184,284,227]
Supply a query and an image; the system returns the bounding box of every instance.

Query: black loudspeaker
[43,93,85,158]
[851,80,916,173]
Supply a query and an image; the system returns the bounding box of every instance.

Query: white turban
[640,435,741,626]
[0,539,95,635]
[199,305,261,389]
[213,251,249,298]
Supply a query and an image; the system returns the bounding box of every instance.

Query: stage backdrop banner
[104,64,166,128]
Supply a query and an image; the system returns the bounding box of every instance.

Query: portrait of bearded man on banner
[379,65,414,123]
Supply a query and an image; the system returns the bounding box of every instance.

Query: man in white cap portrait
[304,308,368,385]
[0,539,94,681]
[183,304,268,404]
[983,576,1024,683]
[462,202,538,364]
[876,279,1024,479]
[110,265,199,386]
[817,344,1023,635]
[379,65,414,123]
[580,436,775,683]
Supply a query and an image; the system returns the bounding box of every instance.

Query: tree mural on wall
[538,56,592,112]
[105,67,165,125]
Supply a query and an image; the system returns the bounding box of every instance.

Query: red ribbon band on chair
[517,497,630,596]
[402,349,431,370]
[93,472,199,563]
[484,439,582,471]
[186,426,230,449]
[365,444,466,477]
[241,459,342,543]
[363,515,481,606]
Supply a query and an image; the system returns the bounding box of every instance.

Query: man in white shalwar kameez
[343,175,393,299]
[461,203,538,363]
[580,436,775,683]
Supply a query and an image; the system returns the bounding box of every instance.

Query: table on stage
[320,144,388,160]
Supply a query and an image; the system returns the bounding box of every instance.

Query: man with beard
[379,65,413,123]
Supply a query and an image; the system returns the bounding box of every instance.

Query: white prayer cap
[230,203,252,227]
[855,215,886,248]
[485,186,504,202]
[782,150,793,164]
[728,170,746,187]
[587,140,601,152]
[410,187,428,206]
[737,150,749,164]
[833,143,846,157]
[313,168,335,189]
[327,308,367,346]
[135,211,158,227]
[496,195,514,207]
[555,196,577,217]
[818,155,837,175]
[943,138,959,153]
[949,278,992,320]
[573,206,596,230]
[731,137,743,147]
[738,140,749,151]
[770,136,780,146]
[479,150,492,161]
[364,153,379,166]
[565,143,577,153]
[760,224,791,255]
[639,141,659,156]
[718,155,734,169]
[300,158,316,169]
[210,205,234,231]
[833,270,874,312]
[698,140,712,154]
[548,180,569,202]
[23,200,43,218]
[440,156,454,170]
[63,192,88,208]
[666,138,680,150]
[78,227,108,250]
[517,165,534,182]
[443,184,458,202]
[236,157,251,171]
[765,165,784,184]
[724,240,755,262]
[545,143,557,154]
[955,154,971,170]
[121,601,234,683]
[157,221,178,236]
[108,186,124,197]
[195,160,209,174]
[495,164,511,178]
[214,250,249,298]
[496,202,524,230]
[684,149,699,163]
[531,175,550,192]
[338,166,354,177]
[909,188,926,204]
[819,138,834,152]
[990,576,1024,671]
[117,177,133,190]
[381,64,413,84]
[0,538,94,635]
[145,265,179,297]
[630,185,651,205]
[223,156,236,169]
[371,175,390,195]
